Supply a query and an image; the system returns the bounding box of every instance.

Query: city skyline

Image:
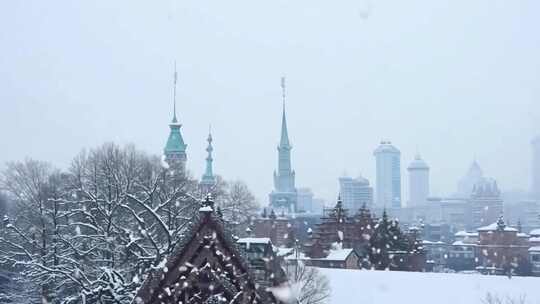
[2,1,540,205]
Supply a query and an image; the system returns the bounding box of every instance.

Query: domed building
[407,154,430,207]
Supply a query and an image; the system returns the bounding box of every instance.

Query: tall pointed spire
[270,76,297,214]
[201,125,215,187]
[164,61,187,172]
[279,76,291,148]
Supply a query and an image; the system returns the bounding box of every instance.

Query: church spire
[201,125,215,186]
[270,76,297,214]
[279,76,291,148]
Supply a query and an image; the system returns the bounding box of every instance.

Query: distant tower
[200,127,216,190]
[339,175,373,211]
[373,141,401,208]
[470,178,503,227]
[407,153,430,207]
[269,77,297,214]
[456,160,483,197]
[532,136,540,200]
[163,63,187,172]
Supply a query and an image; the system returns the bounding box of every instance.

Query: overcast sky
[1,0,539,205]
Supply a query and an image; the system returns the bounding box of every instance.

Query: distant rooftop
[407,154,429,170]
[477,222,517,232]
[373,141,400,155]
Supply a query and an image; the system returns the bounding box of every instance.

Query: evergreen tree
[369,210,392,270]
[369,211,411,270]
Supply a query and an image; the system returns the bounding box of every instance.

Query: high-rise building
[407,154,430,207]
[373,141,401,208]
[200,129,216,191]
[531,136,540,200]
[311,198,325,215]
[470,178,503,228]
[338,175,373,211]
[296,188,314,213]
[269,77,297,214]
[164,66,187,172]
[456,160,483,197]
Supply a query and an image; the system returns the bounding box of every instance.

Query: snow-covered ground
[319,268,540,304]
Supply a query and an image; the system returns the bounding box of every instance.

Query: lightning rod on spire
[173,61,178,122]
[281,76,286,110]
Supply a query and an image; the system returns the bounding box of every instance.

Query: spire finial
[172,61,178,123]
[278,76,291,148]
[281,76,286,111]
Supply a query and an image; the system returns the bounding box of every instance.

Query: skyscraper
[269,77,297,214]
[296,188,314,213]
[373,141,401,208]
[164,65,187,172]
[470,178,503,228]
[407,154,430,207]
[532,136,540,200]
[339,175,373,211]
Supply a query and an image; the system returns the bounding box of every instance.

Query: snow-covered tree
[369,210,409,270]
[0,143,261,303]
[283,259,330,304]
[219,180,259,224]
[0,159,75,301]
[0,192,8,217]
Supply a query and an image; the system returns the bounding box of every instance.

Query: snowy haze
[1,1,539,205]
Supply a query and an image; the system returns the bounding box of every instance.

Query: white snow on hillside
[320,268,540,304]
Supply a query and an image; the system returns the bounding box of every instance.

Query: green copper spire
[201,126,215,186]
[164,63,187,170]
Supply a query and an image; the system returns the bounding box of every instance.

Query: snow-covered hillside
[320,269,540,304]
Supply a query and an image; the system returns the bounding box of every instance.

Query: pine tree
[369,210,391,270]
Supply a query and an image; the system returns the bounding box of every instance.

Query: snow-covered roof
[530,228,540,236]
[528,246,540,252]
[452,241,476,246]
[422,240,447,245]
[477,223,518,232]
[236,237,271,245]
[517,233,529,238]
[199,206,213,212]
[326,248,354,261]
[275,247,294,257]
[454,231,478,237]
[310,248,355,262]
[455,231,467,237]
[529,237,540,243]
